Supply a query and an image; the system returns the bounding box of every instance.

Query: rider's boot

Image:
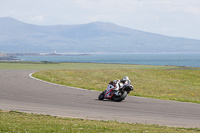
[114,91,119,96]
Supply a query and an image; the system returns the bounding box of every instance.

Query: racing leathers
[105,79,122,98]
[105,79,131,98]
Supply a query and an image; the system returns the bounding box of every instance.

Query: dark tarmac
[0,69,200,128]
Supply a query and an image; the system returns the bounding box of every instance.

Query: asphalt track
[0,69,200,128]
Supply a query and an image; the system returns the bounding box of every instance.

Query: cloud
[186,7,200,16]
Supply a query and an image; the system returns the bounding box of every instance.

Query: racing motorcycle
[98,84,134,102]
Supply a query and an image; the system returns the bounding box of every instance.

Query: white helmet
[122,76,129,81]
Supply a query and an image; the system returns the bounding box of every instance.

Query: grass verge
[33,68,200,104]
[0,61,181,70]
[1,61,200,103]
[0,110,199,133]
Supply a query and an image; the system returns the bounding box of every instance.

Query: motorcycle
[98,84,134,102]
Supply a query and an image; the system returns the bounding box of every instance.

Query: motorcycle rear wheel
[113,91,127,102]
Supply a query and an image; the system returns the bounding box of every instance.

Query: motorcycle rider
[105,76,131,98]
[121,76,131,86]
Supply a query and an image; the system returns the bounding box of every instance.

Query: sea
[17,54,200,67]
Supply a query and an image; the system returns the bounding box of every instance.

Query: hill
[0,53,7,57]
[0,52,19,61]
[0,17,200,53]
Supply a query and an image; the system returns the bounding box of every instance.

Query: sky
[0,0,200,40]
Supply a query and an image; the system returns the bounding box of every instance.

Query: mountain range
[0,17,200,53]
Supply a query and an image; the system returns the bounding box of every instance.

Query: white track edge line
[29,73,98,92]
[28,72,198,105]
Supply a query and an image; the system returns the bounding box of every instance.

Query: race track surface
[0,69,200,128]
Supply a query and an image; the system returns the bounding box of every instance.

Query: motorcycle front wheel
[98,91,105,100]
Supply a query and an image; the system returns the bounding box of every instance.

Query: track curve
[0,69,200,128]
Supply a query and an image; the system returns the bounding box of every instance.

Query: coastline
[14,54,200,67]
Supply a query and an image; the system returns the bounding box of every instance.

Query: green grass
[0,61,181,70]
[33,68,200,104]
[1,61,199,103]
[1,62,200,131]
[0,110,199,133]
